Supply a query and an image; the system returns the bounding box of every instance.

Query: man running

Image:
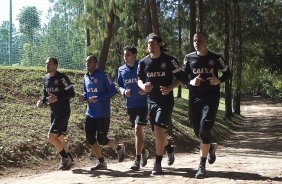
[79,55,125,171]
[182,32,231,178]
[138,34,181,175]
[117,46,149,171]
[36,57,75,170]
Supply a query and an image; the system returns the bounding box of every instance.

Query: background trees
[0,0,281,106]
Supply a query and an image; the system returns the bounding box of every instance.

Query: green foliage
[0,0,281,101]
[17,6,41,36]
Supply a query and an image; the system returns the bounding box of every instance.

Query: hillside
[0,67,238,169]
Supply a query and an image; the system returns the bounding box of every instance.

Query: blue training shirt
[83,69,117,118]
[117,61,147,109]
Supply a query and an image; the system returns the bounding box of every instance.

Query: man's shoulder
[161,53,176,61]
[139,55,151,63]
[118,64,127,71]
[208,51,221,59]
[56,71,69,78]
[185,51,197,58]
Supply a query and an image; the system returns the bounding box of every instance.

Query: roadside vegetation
[0,67,241,169]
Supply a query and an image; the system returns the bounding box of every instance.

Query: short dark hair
[123,46,138,54]
[47,57,58,65]
[86,55,98,63]
[194,31,209,40]
[146,33,168,52]
[147,33,163,44]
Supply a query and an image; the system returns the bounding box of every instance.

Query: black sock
[165,144,173,153]
[141,148,146,154]
[67,152,74,161]
[59,149,68,158]
[136,155,141,161]
[116,145,121,151]
[200,157,207,166]
[155,155,163,163]
[98,157,105,163]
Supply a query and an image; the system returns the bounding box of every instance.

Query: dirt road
[0,96,281,184]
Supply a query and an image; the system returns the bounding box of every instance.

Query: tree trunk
[149,0,160,35]
[98,7,115,71]
[177,0,183,98]
[198,0,204,31]
[224,0,232,120]
[144,0,153,36]
[233,0,242,115]
[189,0,196,53]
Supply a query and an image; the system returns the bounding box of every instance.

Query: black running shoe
[130,160,140,171]
[140,149,149,167]
[91,161,107,171]
[195,165,206,179]
[208,143,217,164]
[58,157,72,170]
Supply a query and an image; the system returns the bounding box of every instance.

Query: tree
[233,0,242,114]
[17,6,40,66]
[18,6,40,42]
[198,0,204,31]
[189,0,196,52]
[224,0,232,120]
[98,5,115,71]
[144,0,153,36]
[0,21,10,65]
[149,0,160,35]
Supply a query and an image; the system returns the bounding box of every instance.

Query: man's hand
[124,89,132,97]
[190,74,204,86]
[89,96,97,103]
[46,93,58,104]
[144,82,153,92]
[160,86,171,95]
[138,89,146,96]
[36,98,43,108]
[79,95,85,102]
[207,73,220,85]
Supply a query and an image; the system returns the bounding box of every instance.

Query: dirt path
[0,96,281,184]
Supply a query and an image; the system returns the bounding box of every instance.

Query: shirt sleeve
[58,75,75,101]
[83,77,88,101]
[96,73,117,101]
[117,68,126,96]
[217,56,231,83]
[42,78,48,104]
[137,61,146,83]
[180,56,191,87]
[170,58,182,81]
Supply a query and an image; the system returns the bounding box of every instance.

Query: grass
[0,66,242,168]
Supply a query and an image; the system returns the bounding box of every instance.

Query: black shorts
[148,100,173,129]
[49,110,71,135]
[84,116,110,145]
[189,92,220,143]
[127,107,148,128]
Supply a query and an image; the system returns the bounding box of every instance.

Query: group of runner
[36,32,231,179]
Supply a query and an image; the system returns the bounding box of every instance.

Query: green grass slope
[0,67,241,168]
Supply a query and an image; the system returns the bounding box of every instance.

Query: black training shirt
[42,71,75,112]
[182,51,231,96]
[138,53,182,103]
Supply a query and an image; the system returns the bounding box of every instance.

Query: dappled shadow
[224,96,282,156]
[71,167,281,182]
[72,168,152,178]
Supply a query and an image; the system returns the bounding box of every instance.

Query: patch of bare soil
[0,96,281,184]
